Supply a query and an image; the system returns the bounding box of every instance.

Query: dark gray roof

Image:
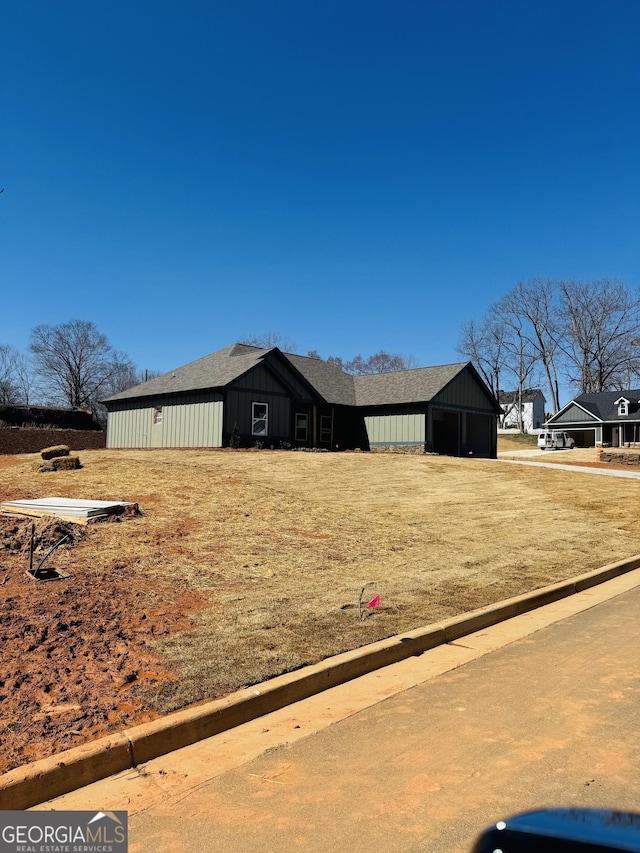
[353,362,468,406]
[569,390,640,421]
[104,345,480,410]
[498,388,545,404]
[104,343,271,402]
[284,354,356,406]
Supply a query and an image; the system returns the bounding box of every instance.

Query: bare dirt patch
[1,447,639,774]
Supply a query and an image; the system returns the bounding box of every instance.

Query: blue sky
[3,0,639,380]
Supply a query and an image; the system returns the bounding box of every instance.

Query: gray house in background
[498,388,546,431]
[103,344,501,457]
[545,390,640,448]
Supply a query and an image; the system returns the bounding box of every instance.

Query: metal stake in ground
[26,526,70,581]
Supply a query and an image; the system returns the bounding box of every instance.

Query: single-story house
[498,388,546,432]
[544,390,640,448]
[103,344,502,457]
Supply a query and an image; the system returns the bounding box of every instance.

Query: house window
[295,413,308,442]
[153,406,163,425]
[252,402,268,436]
[320,415,332,445]
[618,400,629,416]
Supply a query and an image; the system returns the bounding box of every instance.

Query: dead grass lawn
[2,447,640,725]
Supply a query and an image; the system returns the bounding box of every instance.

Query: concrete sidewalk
[495,456,640,479]
[32,568,640,852]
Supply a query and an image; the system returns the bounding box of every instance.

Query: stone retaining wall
[0,428,106,455]
[598,450,640,466]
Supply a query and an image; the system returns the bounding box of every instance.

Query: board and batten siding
[226,365,293,438]
[433,367,497,412]
[364,413,425,446]
[551,404,598,425]
[106,393,224,448]
[226,388,291,438]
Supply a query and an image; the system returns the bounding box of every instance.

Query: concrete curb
[3,554,640,810]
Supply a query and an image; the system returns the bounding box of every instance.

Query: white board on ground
[0,497,136,521]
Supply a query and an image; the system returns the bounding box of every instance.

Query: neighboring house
[103,344,502,457]
[544,390,640,448]
[497,389,546,432]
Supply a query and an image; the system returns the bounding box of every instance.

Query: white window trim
[615,397,629,416]
[252,402,268,436]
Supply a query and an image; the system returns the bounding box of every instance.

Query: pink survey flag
[368,594,380,609]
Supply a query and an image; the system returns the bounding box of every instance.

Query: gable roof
[104,343,272,402]
[104,345,495,411]
[353,362,470,406]
[571,390,640,421]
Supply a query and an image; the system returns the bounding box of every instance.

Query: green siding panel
[106,394,223,448]
[364,413,425,445]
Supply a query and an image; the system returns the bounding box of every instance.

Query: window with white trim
[252,402,268,436]
[616,398,629,416]
[153,406,163,425]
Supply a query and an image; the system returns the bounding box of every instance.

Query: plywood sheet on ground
[0,497,136,522]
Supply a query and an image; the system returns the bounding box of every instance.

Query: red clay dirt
[0,516,203,775]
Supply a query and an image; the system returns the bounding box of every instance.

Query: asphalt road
[38,571,640,853]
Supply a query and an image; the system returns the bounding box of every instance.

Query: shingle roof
[353,363,469,406]
[104,343,272,402]
[498,389,545,404]
[284,353,356,405]
[571,390,640,421]
[104,345,478,409]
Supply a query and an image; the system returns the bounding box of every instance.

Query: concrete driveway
[496,447,640,479]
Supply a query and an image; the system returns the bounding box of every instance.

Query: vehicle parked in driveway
[538,430,575,450]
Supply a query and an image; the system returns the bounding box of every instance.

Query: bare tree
[0,345,35,404]
[100,351,140,397]
[493,292,542,430]
[557,279,640,393]
[308,350,418,374]
[508,278,562,412]
[241,332,298,352]
[457,317,506,398]
[29,319,136,407]
[12,352,36,405]
[307,350,348,370]
[459,277,640,412]
[0,344,22,403]
[343,352,418,374]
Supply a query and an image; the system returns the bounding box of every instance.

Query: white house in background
[498,389,546,432]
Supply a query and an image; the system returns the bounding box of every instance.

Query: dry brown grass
[3,447,640,716]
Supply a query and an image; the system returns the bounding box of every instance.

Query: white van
[538,430,575,451]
